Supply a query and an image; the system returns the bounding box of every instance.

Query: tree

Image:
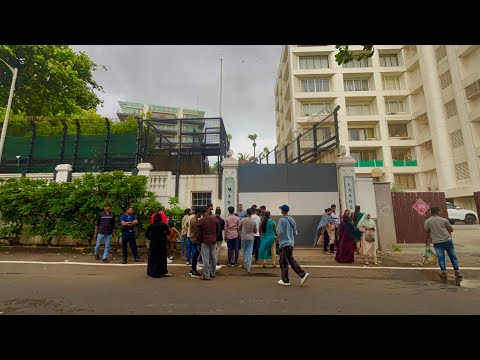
[335,45,375,65]
[248,134,258,159]
[0,45,104,116]
[208,161,219,174]
[237,153,250,164]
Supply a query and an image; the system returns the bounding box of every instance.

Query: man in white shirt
[331,204,340,250]
[251,208,262,263]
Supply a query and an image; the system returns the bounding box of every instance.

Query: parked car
[446,202,478,225]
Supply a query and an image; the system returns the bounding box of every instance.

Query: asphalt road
[1,262,479,315]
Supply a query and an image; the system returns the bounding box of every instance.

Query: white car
[446,202,478,225]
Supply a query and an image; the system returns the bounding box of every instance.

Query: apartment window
[385,100,405,114]
[348,128,375,141]
[299,56,329,69]
[344,79,369,91]
[383,76,401,90]
[450,129,464,149]
[435,45,447,62]
[317,127,333,141]
[388,124,408,138]
[391,148,411,161]
[440,70,452,90]
[394,175,416,190]
[351,150,376,161]
[302,102,332,116]
[346,104,370,116]
[455,162,470,181]
[380,54,399,67]
[444,100,458,118]
[342,58,369,68]
[301,78,330,92]
[192,192,212,208]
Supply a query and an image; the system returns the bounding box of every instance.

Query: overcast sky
[70,45,282,158]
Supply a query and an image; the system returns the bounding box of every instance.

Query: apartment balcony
[464,79,480,100]
[382,89,409,97]
[388,138,416,147]
[346,114,381,122]
[348,140,383,148]
[385,113,413,121]
[468,110,480,122]
[291,45,336,54]
[392,165,420,173]
[294,92,338,101]
[409,78,423,95]
[292,68,336,76]
[456,45,480,58]
[392,160,418,167]
[405,54,419,71]
[354,159,384,167]
[379,66,406,74]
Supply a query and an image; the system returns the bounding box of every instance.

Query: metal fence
[258,106,340,164]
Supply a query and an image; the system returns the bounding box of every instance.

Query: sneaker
[197,266,203,270]
[134,257,143,262]
[301,273,310,285]
[122,258,127,264]
[277,279,291,286]
[455,271,463,279]
[190,271,202,278]
[227,263,232,267]
[247,267,251,274]
[234,263,241,267]
[168,256,174,260]
[215,265,221,271]
[210,274,216,278]
[440,272,447,280]
[103,258,109,263]
[186,262,191,266]
[167,258,172,264]
[95,254,100,260]
[201,276,210,280]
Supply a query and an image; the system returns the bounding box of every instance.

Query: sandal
[162,273,173,277]
[364,261,369,265]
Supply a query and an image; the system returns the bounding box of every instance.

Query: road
[1,261,480,315]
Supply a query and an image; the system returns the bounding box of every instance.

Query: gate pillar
[221,150,239,217]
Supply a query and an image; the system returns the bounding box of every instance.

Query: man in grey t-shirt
[424,206,462,280]
[238,208,257,273]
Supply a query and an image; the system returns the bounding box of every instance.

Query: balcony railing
[354,160,383,167]
[393,160,418,167]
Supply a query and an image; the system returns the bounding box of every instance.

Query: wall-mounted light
[15,155,21,167]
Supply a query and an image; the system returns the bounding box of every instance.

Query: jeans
[279,246,306,283]
[241,240,254,269]
[253,236,261,261]
[215,241,223,264]
[122,232,139,259]
[201,243,217,278]
[95,233,113,260]
[227,238,239,264]
[181,235,189,257]
[186,238,193,262]
[191,243,201,272]
[433,240,459,272]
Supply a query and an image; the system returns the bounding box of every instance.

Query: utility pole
[219,58,223,117]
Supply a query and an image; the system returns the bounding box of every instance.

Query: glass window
[380,54,399,67]
[342,58,369,68]
[386,100,405,113]
[344,79,369,91]
[192,192,212,208]
[351,150,376,161]
[301,78,330,92]
[349,128,375,141]
[391,148,411,160]
[383,76,401,90]
[394,175,416,189]
[346,104,370,116]
[388,124,408,137]
[302,102,332,116]
[299,56,329,69]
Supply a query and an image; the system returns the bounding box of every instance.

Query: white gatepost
[221,150,239,217]
[137,163,153,177]
[337,155,358,213]
[55,164,72,183]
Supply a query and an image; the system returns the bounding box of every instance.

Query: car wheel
[465,214,476,225]
[449,220,455,225]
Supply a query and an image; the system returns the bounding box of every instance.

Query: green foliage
[0,45,104,116]
[165,197,184,228]
[335,45,375,65]
[0,107,138,137]
[208,161,219,174]
[391,184,404,192]
[0,172,186,246]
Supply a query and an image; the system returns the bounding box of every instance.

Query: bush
[0,172,185,246]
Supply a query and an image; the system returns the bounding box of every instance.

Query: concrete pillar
[55,164,72,183]
[417,45,457,190]
[137,162,153,177]
[221,150,239,217]
[337,155,358,213]
[373,182,397,250]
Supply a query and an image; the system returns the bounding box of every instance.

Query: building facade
[275,45,480,210]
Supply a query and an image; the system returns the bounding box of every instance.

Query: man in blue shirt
[120,207,142,264]
[235,204,247,219]
[276,204,309,286]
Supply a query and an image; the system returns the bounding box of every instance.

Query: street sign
[412,198,430,216]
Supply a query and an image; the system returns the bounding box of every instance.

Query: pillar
[55,164,72,183]
[221,150,239,217]
[337,155,358,213]
[373,182,397,250]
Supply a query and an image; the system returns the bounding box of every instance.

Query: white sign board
[344,176,356,212]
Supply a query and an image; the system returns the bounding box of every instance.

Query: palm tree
[238,153,250,164]
[248,134,258,159]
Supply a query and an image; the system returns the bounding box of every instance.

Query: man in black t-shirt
[94,203,115,263]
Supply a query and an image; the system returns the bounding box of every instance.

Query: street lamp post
[0,58,18,165]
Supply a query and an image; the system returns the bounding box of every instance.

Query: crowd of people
[92,200,462,283]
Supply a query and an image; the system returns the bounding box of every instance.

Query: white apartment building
[275,45,480,210]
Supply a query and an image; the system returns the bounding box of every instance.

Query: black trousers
[323,229,334,252]
[279,246,306,283]
[122,232,139,259]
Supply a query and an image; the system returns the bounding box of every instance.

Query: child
[167,220,180,260]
